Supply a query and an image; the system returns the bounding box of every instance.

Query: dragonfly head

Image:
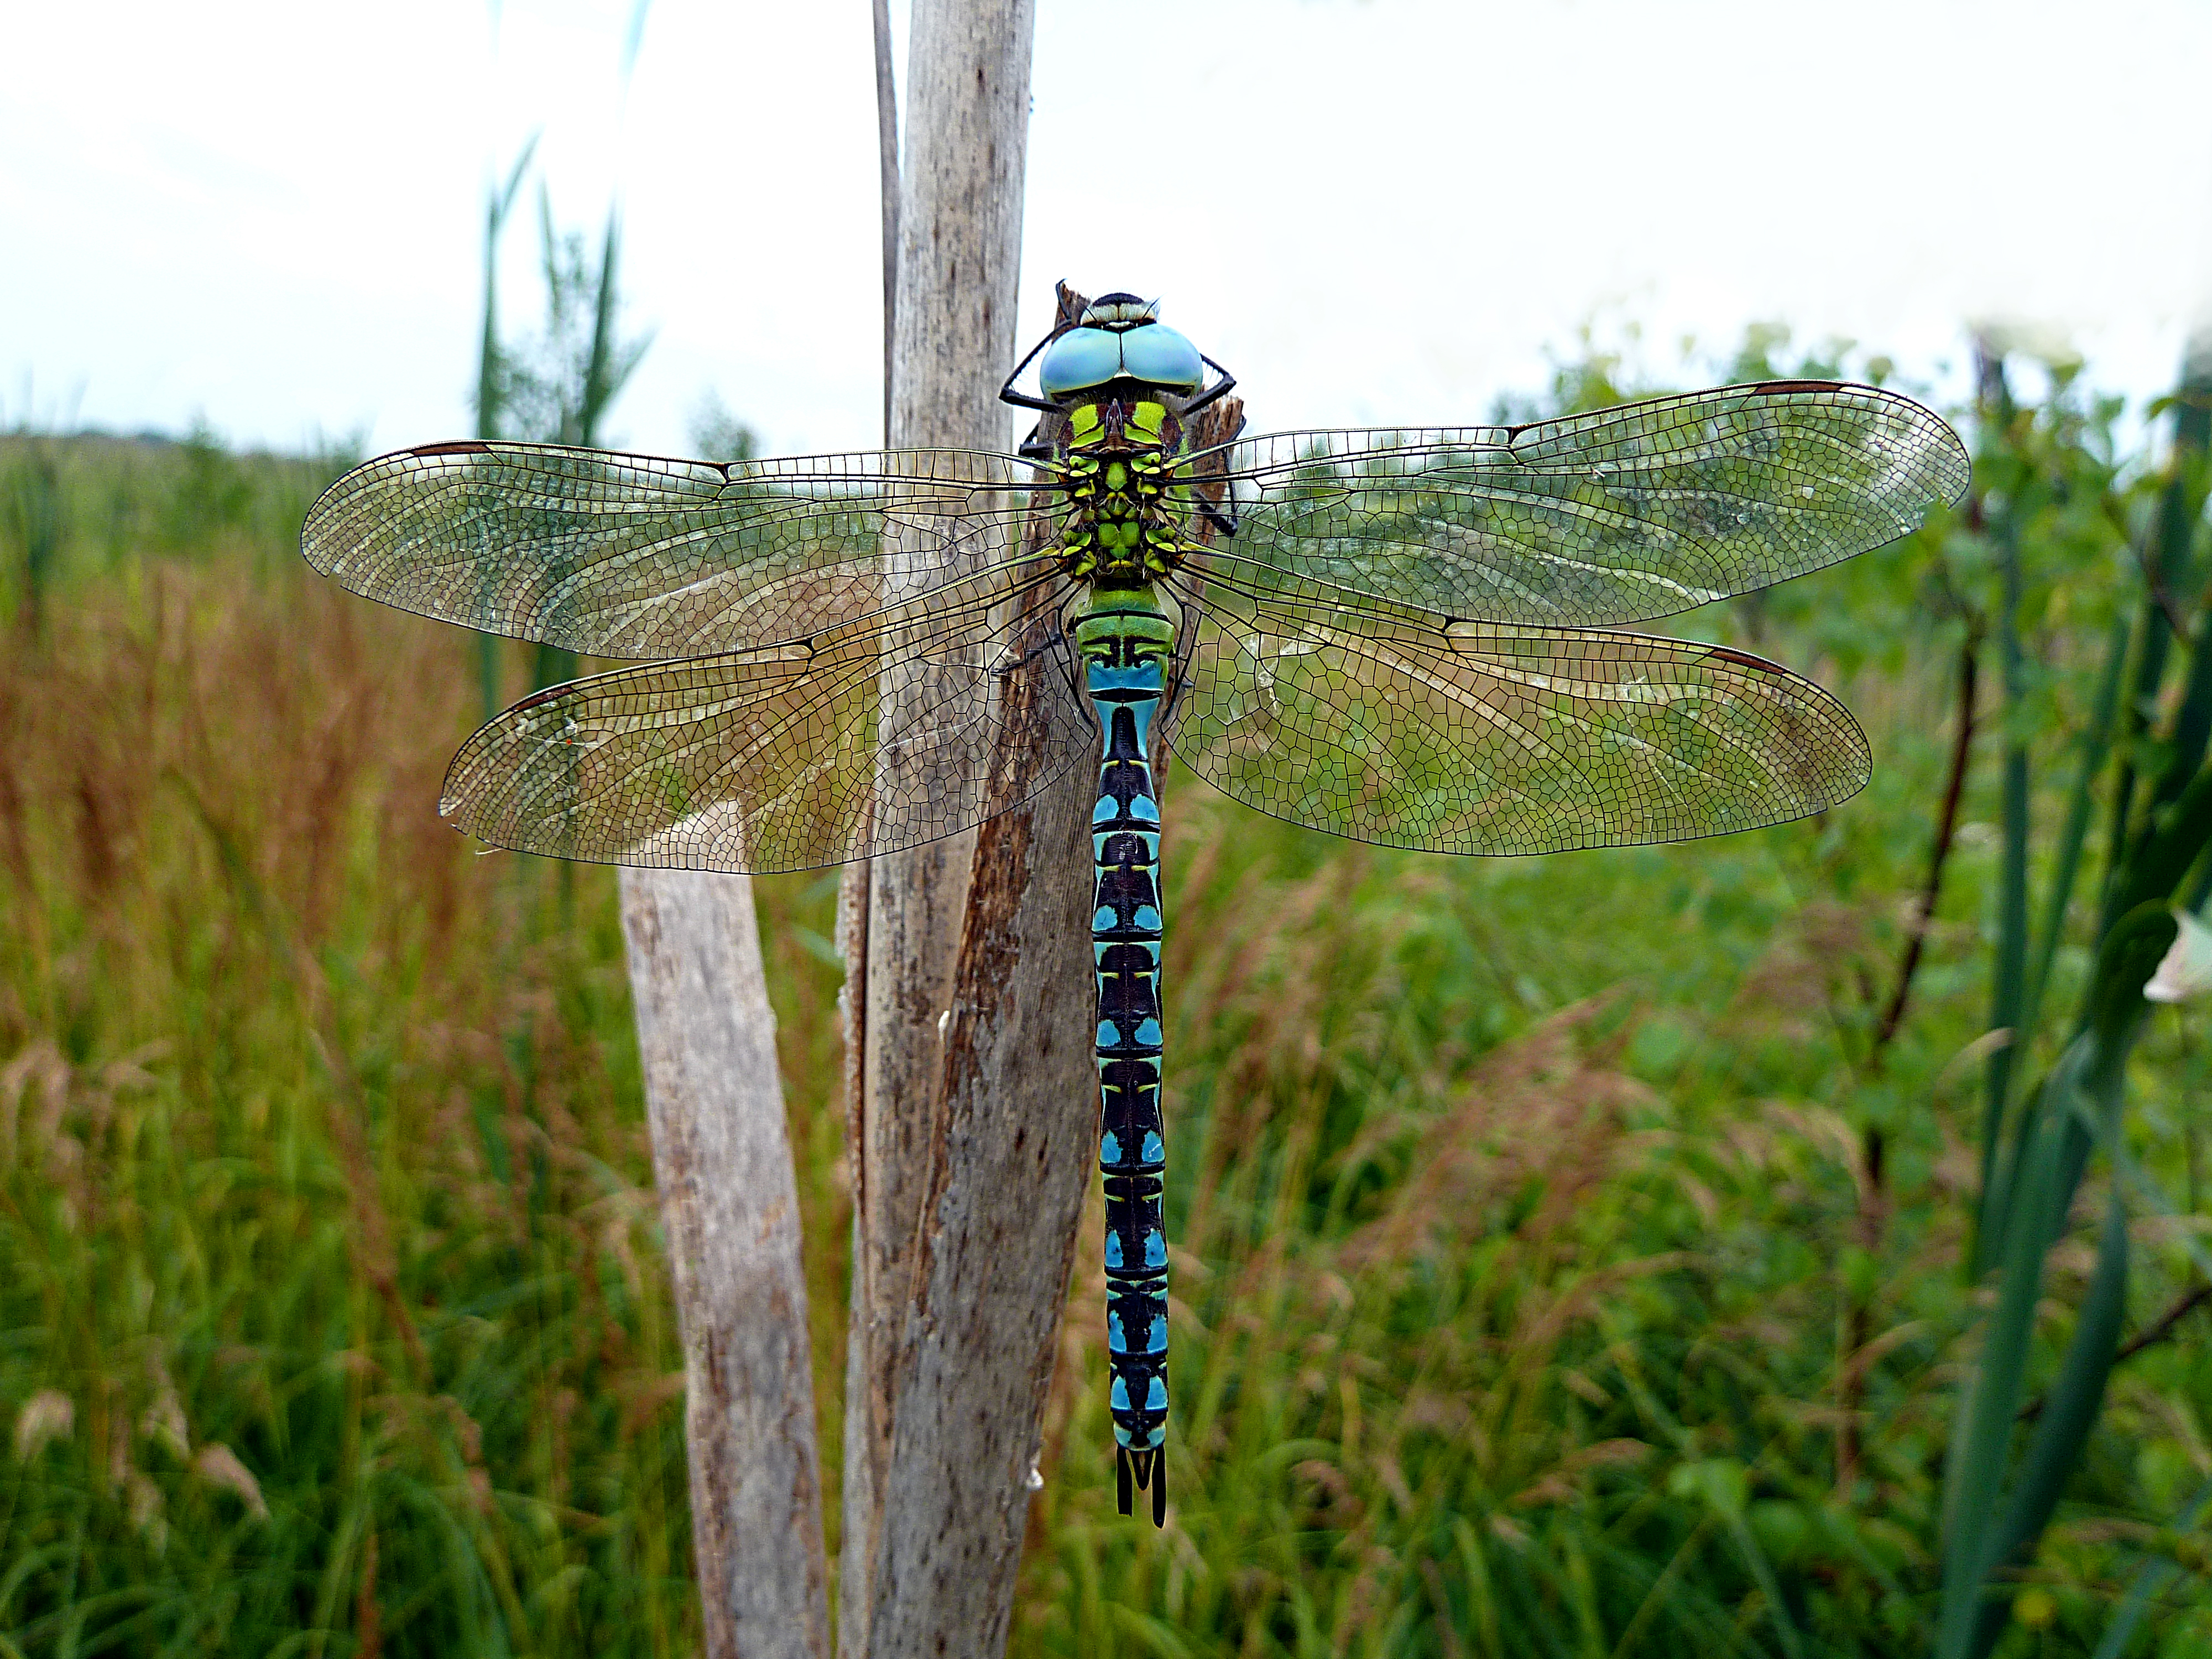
[1039,295,1206,404]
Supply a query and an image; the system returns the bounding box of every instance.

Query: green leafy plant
[1937,337,2212,1659]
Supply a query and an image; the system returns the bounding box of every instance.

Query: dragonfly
[302,286,1969,1526]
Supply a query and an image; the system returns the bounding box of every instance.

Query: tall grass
[0,479,698,1655]
[1,361,2208,1656]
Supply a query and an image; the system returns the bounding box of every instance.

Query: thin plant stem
[1874,634,1981,1059]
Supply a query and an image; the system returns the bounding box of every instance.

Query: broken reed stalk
[840,7,1080,1658]
[619,870,830,1659]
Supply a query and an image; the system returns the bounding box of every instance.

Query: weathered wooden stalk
[840,3,1094,1656]
[619,868,831,1659]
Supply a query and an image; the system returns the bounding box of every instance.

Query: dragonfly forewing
[302,440,1052,658]
[1189,382,1969,628]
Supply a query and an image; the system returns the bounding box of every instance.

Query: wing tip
[1746,378,1975,516]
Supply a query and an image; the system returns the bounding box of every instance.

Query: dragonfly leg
[986,618,1072,680]
[999,319,1073,414]
[1181,353,1239,418]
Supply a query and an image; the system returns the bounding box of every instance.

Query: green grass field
[1,409,2207,1656]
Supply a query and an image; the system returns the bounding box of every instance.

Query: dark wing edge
[301,439,1057,660]
[437,567,1091,875]
[1160,570,1870,857]
[1177,381,1970,628]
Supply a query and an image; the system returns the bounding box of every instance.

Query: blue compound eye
[1118,323,1204,392]
[1040,326,1124,398]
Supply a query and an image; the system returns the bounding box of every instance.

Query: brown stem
[1872,636,1981,1059]
[2016,1282,2212,1423]
[2144,559,2194,641]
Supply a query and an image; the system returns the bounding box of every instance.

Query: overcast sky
[9,1,2212,460]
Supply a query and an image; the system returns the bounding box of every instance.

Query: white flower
[2145,910,2212,1003]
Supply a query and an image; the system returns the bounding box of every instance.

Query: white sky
[8,0,2212,459]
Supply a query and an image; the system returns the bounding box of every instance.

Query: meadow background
[3,314,2211,1659]
[9,0,2212,1649]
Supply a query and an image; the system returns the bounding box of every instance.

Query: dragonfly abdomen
[1077,591,1176,1526]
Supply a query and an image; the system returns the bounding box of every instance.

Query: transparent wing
[1160,565,1868,856]
[439,567,1091,874]
[1188,382,1967,627]
[302,440,1053,658]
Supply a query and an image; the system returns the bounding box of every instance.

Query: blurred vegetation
[3,324,2212,1657]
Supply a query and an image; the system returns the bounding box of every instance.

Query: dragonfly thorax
[1056,397,1201,589]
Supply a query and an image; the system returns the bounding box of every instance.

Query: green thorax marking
[1058,398,1199,589]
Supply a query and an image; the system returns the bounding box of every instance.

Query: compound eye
[1040,327,1124,399]
[1118,324,1203,392]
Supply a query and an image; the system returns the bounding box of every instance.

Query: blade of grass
[2137,371,2212,827]
[2100,362,2212,933]
[2017,614,2131,1051]
[2106,765,2212,928]
[1979,472,2031,1275]
[2041,906,2177,1279]
[1942,906,2173,1659]
[1979,614,2130,1274]
[1959,1193,2129,1659]
[1937,1048,2072,1659]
